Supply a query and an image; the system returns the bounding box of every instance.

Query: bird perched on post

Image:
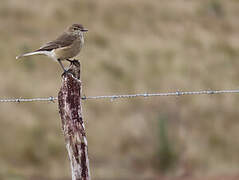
[16,24,88,71]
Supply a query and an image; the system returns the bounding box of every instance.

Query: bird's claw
[61,69,75,77]
[61,70,68,77]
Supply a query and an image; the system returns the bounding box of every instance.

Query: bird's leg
[66,59,72,62]
[57,59,67,72]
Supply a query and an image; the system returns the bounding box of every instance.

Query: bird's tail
[16,51,46,60]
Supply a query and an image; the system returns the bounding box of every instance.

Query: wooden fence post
[58,60,90,180]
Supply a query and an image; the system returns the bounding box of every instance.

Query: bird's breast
[54,37,84,60]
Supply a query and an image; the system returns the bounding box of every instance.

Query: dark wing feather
[36,33,77,51]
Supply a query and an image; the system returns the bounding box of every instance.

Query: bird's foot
[61,70,68,77]
[61,69,75,77]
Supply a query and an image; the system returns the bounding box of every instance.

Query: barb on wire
[0,89,239,103]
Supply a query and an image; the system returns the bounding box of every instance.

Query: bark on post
[58,60,90,180]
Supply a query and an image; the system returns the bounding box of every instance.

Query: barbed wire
[0,89,239,103]
[0,96,57,103]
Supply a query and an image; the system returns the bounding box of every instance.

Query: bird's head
[68,24,88,35]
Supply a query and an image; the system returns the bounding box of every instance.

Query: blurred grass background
[1,0,239,179]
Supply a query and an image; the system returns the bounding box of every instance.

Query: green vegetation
[155,116,178,172]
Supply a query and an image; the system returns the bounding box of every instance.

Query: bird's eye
[73,28,78,30]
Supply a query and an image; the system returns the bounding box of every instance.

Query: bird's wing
[36,33,77,52]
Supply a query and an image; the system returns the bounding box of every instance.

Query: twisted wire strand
[0,89,239,103]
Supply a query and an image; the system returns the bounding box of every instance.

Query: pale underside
[53,38,83,61]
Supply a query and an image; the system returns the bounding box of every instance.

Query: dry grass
[0,0,239,179]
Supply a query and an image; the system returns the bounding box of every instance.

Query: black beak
[81,29,88,32]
